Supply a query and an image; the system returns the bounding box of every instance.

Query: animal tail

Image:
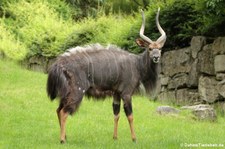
[47,63,68,101]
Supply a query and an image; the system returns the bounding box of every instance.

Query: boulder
[216,73,225,81]
[214,55,225,73]
[181,104,217,121]
[191,36,206,59]
[212,37,225,56]
[47,58,56,72]
[176,89,200,106]
[28,56,48,72]
[160,75,169,86]
[158,91,176,104]
[198,44,215,75]
[217,80,225,98]
[214,102,225,116]
[156,106,180,115]
[187,59,199,88]
[168,73,188,89]
[198,76,219,103]
[161,47,191,77]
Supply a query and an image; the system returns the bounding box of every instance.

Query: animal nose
[153,56,160,63]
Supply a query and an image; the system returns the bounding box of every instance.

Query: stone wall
[158,36,225,111]
[22,56,56,73]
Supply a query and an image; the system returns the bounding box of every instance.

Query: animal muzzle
[153,56,160,63]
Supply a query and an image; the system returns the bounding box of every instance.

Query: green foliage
[195,0,225,37]
[159,0,201,48]
[1,0,225,59]
[0,21,27,60]
[61,14,139,53]
[138,0,225,48]
[4,0,75,58]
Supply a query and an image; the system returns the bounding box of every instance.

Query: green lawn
[0,59,225,149]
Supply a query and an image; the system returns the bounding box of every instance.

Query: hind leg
[58,92,84,143]
[112,93,121,140]
[59,108,69,144]
[56,103,68,143]
[57,103,63,127]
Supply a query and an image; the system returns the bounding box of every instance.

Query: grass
[0,59,225,149]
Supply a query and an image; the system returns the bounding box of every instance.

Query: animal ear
[136,38,148,48]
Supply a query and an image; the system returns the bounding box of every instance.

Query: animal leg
[56,103,63,127]
[127,114,136,142]
[112,93,121,140]
[123,95,136,142]
[59,108,69,144]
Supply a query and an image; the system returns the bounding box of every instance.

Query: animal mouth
[153,57,160,63]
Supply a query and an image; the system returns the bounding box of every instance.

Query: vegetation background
[0,0,225,60]
[0,0,225,148]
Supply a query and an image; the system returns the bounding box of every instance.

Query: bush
[62,14,140,53]
[195,0,225,37]
[132,0,225,49]
[4,0,75,58]
[1,0,225,60]
[159,0,201,48]
[0,21,27,60]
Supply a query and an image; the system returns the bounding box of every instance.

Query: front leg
[122,95,136,142]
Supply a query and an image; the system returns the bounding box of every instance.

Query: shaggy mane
[61,44,126,57]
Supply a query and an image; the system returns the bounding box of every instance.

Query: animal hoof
[132,138,137,143]
[60,140,66,144]
[113,136,118,140]
[60,135,67,144]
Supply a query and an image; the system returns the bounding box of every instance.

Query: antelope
[47,8,166,143]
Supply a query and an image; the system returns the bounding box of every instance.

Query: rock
[181,104,211,110]
[216,73,225,81]
[181,104,217,121]
[187,59,199,88]
[198,76,219,103]
[214,102,225,116]
[214,55,225,73]
[47,58,56,72]
[28,56,48,73]
[156,106,180,115]
[198,44,215,75]
[29,56,47,65]
[168,73,188,89]
[161,47,191,77]
[176,89,200,106]
[217,80,225,98]
[160,75,169,86]
[191,36,206,59]
[158,88,200,106]
[30,64,46,72]
[158,91,176,104]
[212,37,225,56]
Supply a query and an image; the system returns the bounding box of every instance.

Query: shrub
[0,21,27,60]
[159,0,201,48]
[5,0,75,58]
[195,0,225,37]
[62,14,140,53]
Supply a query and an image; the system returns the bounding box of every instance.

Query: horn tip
[158,7,160,12]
